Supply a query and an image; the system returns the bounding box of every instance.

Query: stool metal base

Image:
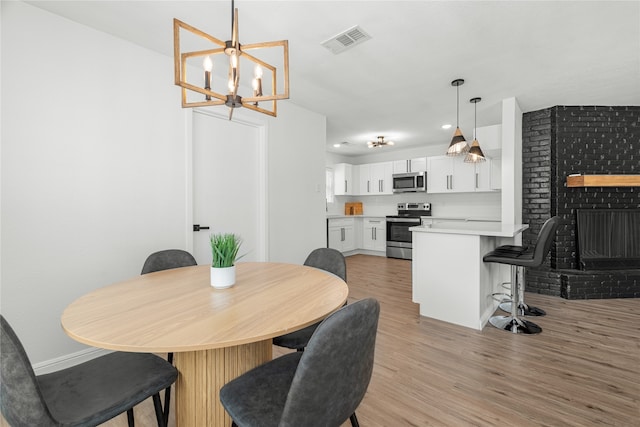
[489,315,542,334]
[498,301,547,317]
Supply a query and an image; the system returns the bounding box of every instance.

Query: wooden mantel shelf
[566,174,640,187]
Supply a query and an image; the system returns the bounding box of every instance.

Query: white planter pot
[210,266,236,289]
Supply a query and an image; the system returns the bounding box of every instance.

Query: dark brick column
[521,106,640,299]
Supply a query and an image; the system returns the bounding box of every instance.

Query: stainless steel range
[386,202,431,260]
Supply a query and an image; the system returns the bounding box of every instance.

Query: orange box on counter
[345,202,363,215]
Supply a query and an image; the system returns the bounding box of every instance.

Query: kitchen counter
[411,222,528,330]
[326,214,389,219]
[410,222,527,237]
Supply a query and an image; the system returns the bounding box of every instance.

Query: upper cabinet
[427,155,499,193]
[333,163,354,195]
[393,157,427,174]
[358,162,393,195]
[428,156,475,193]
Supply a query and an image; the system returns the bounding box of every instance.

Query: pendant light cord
[231,0,235,31]
[456,84,460,128]
[474,98,477,138]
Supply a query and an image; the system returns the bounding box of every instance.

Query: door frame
[184,108,269,262]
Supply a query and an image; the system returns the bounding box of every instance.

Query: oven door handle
[386,217,421,223]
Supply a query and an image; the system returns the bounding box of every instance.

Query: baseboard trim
[33,347,111,375]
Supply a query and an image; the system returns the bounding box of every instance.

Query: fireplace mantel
[566,174,640,187]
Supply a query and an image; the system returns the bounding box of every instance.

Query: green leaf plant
[210,233,243,268]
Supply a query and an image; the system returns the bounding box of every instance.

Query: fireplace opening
[576,209,640,270]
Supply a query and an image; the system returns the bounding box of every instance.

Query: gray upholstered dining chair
[220,298,380,427]
[0,315,177,427]
[140,248,197,425]
[141,249,197,275]
[272,247,347,351]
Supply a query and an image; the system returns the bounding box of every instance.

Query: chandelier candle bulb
[203,56,213,100]
[253,65,263,98]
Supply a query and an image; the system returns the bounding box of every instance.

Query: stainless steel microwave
[392,172,426,193]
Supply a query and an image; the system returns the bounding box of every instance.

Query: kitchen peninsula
[411,221,528,330]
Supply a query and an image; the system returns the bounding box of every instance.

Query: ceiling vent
[321,25,371,54]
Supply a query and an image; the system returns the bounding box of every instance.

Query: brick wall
[522,106,640,299]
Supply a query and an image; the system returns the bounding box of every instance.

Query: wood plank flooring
[5,254,638,426]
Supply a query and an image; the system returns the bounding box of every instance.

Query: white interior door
[191,110,266,265]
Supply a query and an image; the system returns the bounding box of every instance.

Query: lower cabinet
[328,218,355,252]
[328,217,387,254]
[362,218,386,252]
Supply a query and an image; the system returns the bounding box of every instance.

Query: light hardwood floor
[5,255,638,426]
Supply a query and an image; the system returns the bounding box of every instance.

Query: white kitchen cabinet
[393,157,427,174]
[358,162,393,195]
[333,163,353,195]
[362,218,386,252]
[427,156,475,193]
[490,157,502,190]
[474,157,502,191]
[427,155,501,193]
[328,218,355,252]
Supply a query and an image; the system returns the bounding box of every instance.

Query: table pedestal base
[174,339,272,426]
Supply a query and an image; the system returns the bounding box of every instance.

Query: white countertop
[410,222,528,237]
[327,215,500,221]
[327,214,388,219]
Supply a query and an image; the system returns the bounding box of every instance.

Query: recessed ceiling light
[333,143,342,148]
[441,124,452,130]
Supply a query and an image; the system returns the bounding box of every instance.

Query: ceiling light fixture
[465,97,487,163]
[173,0,289,120]
[446,79,470,156]
[367,136,395,149]
[441,124,452,130]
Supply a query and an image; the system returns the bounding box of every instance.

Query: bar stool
[483,216,561,334]
[492,246,546,317]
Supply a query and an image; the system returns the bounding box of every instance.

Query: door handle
[193,224,210,232]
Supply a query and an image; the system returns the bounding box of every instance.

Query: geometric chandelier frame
[173,2,289,119]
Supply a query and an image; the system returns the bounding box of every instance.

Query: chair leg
[489,265,541,334]
[152,393,165,427]
[163,385,172,427]
[163,352,174,426]
[350,412,360,427]
[498,266,546,316]
[127,408,135,427]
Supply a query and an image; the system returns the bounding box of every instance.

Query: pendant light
[446,79,470,156]
[464,97,487,163]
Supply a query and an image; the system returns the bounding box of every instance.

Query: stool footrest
[499,302,546,317]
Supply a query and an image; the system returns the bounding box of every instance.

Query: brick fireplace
[522,106,640,299]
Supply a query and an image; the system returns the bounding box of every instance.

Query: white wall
[267,102,327,263]
[1,1,327,366]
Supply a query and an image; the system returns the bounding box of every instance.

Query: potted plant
[209,233,243,288]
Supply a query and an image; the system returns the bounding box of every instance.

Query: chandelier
[367,136,395,148]
[173,0,290,119]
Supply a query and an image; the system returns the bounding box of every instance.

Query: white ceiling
[26,1,640,156]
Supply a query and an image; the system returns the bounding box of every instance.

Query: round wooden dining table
[61,262,349,427]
